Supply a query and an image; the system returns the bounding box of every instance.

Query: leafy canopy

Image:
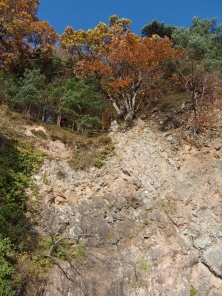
[141,20,176,39]
[60,15,131,61]
[4,68,46,113]
[172,17,222,67]
[76,30,183,117]
[0,0,58,70]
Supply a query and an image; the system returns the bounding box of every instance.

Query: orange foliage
[77,31,183,114]
[0,0,58,70]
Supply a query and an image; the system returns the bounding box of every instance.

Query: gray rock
[203,246,222,277]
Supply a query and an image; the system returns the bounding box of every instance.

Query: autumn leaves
[61,16,183,121]
[0,0,57,70]
[0,7,220,128]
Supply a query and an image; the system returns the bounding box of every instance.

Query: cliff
[30,119,222,296]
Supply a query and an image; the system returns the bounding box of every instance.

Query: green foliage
[69,135,114,170]
[46,76,105,129]
[31,50,64,82]
[0,237,16,296]
[90,142,114,168]
[171,17,221,133]
[0,135,44,294]
[4,68,46,113]
[93,158,103,168]
[76,115,100,134]
[31,129,48,139]
[47,236,85,262]
[137,258,152,271]
[71,244,85,260]
[141,20,176,38]
[172,17,222,68]
[190,283,197,296]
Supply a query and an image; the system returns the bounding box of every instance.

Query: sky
[38,0,222,35]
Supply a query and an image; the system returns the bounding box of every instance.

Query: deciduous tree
[60,15,131,63]
[76,31,182,122]
[0,0,58,71]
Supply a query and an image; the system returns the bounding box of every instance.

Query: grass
[137,258,152,271]
[0,106,115,172]
[190,283,197,296]
[69,136,115,170]
[30,129,48,140]
[157,199,175,216]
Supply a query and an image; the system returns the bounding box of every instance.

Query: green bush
[0,136,44,294]
[190,283,197,296]
[93,158,103,168]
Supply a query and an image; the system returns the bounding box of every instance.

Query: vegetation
[69,136,114,170]
[0,128,45,294]
[172,17,222,134]
[0,8,221,133]
[0,0,58,71]
[137,258,152,271]
[141,20,176,39]
[61,16,182,123]
[190,283,197,296]
[0,4,221,294]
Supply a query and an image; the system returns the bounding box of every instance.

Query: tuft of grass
[44,124,77,145]
[157,199,175,216]
[93,158,103,168]
[137,258,152,271]
[190,283,197,296]
[95,135,112,145]
[56,170,66,180]
[31,129,48,140]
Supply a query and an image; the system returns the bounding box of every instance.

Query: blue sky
[38,0,222,35]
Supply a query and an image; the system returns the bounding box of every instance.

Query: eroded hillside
[30,119,222,296]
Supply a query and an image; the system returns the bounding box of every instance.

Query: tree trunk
[72,117,75,132]
[117,107,125,122]
[57,114,61,126]
[42,108,45,122]
[125,109,134,124]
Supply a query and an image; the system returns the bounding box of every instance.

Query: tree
[47,77,105,130]
[172,17,222,134]
[59,78,104,131]
[61,17,182,122]
[141,20,176,39]
[4,68,46,115]
[60,15,131,63]
[172,17,222,65]
[0,0,58,71]
[76,31,182,122]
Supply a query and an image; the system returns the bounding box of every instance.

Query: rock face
[35,121,222,296]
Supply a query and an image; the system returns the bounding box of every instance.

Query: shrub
[31,129,48,139]
[93,158,103,168]
[0,135,44,294]
[190,284,197,296]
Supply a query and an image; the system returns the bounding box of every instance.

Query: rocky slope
[33,120,222,296]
